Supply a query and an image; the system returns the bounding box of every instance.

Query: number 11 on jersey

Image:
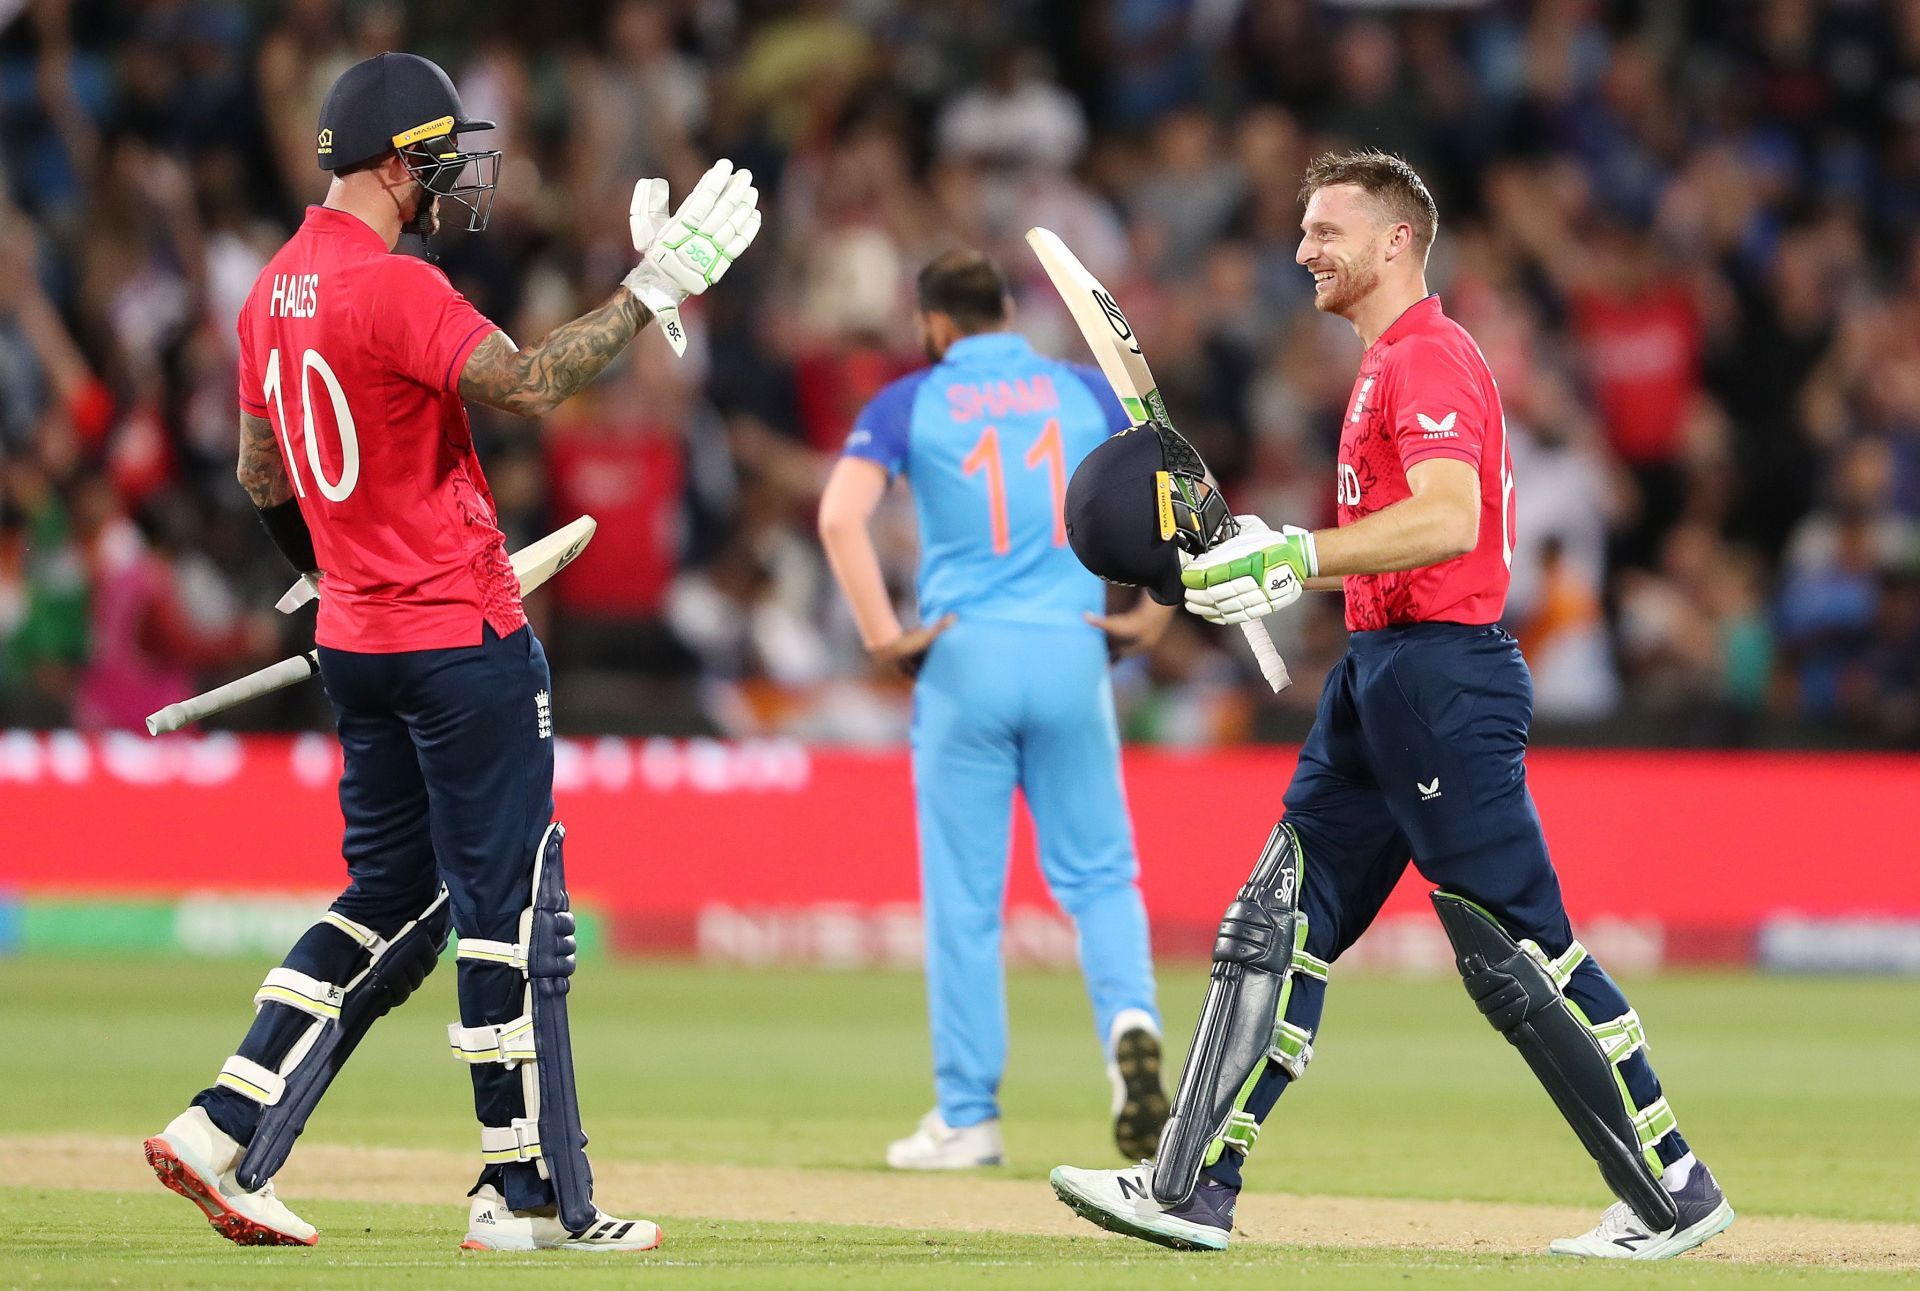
[962,418,1066,556]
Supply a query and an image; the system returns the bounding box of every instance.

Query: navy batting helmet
[1065,425,1234,605]
[316,52,501,232]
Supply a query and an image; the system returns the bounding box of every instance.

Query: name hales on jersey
[268,274,320,318]
[945,374,1060,423]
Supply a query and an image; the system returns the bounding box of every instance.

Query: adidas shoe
[460,1184,663,1252]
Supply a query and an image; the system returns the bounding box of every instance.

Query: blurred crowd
[2,0,1917,746]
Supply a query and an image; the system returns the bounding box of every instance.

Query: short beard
[406,191,441,238]
[1317,258,1381,317]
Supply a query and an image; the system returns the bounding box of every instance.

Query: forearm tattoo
[458,290,652,417]
[237,412,295,508]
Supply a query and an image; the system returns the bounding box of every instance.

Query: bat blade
[1025,227,1159,422]
[1027,226,1291,693]
[508,513,597,591]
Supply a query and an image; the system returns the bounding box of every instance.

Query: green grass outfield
[3,957,1915,1288]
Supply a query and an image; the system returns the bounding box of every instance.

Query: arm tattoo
[459,289,652,417]
[237,411,294,508]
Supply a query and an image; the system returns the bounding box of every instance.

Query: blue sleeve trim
[843,371,926,476]
[1066,363,1132,436]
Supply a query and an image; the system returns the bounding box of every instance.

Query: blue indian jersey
[842,333,1129,627]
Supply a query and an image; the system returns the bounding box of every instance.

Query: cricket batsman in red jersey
[1050,151,1733,1260]
[141,51,761,1252]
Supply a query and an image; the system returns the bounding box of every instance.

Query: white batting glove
[622,159,763,356]
[1181,516,1318,625]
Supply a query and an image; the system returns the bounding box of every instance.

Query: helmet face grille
[1152,423,1236,554]
[400,139,503,232]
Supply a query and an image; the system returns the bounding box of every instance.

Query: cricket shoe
[1051,1162,1235,1251]
[885,1110,1004,1169]
[1549,1158,1734,1260]
[143,1106,318,1247]
[1108,1012,1170,1161]
[460,1184,663,1252]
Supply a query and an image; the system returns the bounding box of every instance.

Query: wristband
[256,499,317,574]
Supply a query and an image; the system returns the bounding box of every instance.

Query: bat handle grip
[1241,620,1291,693]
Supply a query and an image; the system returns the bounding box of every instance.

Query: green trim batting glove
[1181,516,1318,625]
[623,160,763,356]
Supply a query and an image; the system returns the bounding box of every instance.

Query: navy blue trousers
[196,624,558,1207]
[1204,623,1687,1188]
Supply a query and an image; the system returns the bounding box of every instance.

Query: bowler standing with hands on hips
[1053,150,1733,1261]
[142,50,761,1253]
[819,250,1172,1170]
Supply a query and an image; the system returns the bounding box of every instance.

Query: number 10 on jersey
[263,346,361,503]
[961,418,1066,555]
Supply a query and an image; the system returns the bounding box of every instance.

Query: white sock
[1107,1007,1159,1057]
[1661,1151,1696,1193]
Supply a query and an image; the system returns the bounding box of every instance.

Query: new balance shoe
[1051,1162,1235,1251]
[1549,1158,1734,1260]
[885,1110,1004,1169]
[1108,1014,1170,1162]
[460,1184,663,1252]
[143,1106,318,1247]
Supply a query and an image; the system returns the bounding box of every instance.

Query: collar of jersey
[1371,293,1443,351]
[941,332,1032,366]
[305,204,389,251]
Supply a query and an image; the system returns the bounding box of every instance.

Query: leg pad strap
[254,969,345,1022]
[480,1120,543,1165]
[449,1016,537,1065]
[216,1056,287,1107]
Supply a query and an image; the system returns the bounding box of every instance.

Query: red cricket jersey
[1336,295,1515,631]
[236,207,523,652]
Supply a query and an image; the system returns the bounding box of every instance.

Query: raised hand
[622,160,763,356]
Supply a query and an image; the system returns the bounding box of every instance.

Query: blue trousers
[1205,623,1688,1187]
[196,624,559,1207]
[910,618,1159,1128]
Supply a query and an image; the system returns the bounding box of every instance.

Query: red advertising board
[1,732,1915,965]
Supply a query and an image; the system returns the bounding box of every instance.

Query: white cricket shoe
[1549,1159,1734,1260]
[143,1106,318,1247]
[1051,1162,1236,1251]
[460,1184,663,1252]
[885,1110,1004,1169]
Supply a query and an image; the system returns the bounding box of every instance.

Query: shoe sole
[1549,1199,1735,1260]
[1112,1029,1171,1161]
[142,1136,317,1247]
[460,1224,666,1253]
[1050,1169,1229,1252]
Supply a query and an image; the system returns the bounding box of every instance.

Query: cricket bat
[1026,227,1290,692]
[146,515,599,736]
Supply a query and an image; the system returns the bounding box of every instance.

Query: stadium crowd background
[0,0,1916,747]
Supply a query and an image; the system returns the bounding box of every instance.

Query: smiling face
[1296,183,1400,319]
